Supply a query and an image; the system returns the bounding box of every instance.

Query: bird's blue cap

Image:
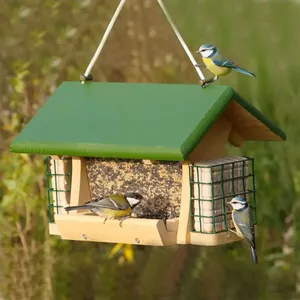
[199,44,216,50]
[233,196,246,203]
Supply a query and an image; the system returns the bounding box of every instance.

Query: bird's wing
[110,194,130,210]
[84,195,126,210]
[212,59,238,68]
[233,209,255,248]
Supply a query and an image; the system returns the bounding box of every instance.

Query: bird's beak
[227,201,231,205]
[196,50,200,53]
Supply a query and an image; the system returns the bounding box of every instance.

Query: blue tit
[64,192,143,227]
[228,196,258,264]
[195,44,255,87]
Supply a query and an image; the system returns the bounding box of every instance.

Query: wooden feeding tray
[50,156,180,246]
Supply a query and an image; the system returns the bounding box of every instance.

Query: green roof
[10,82,286,161]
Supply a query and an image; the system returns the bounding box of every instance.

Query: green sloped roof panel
[10,82,234,160]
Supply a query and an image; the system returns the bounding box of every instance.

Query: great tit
[64,192,143,227]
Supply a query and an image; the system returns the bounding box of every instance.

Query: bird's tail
[235,67,256,78]
[64,205,90,212]
[251,246,258,264]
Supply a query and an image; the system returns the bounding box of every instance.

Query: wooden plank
[225,101,283,141]
[50,155,60,160]
[228,129,245,147]
[55,215,177,246]
[177,161,191,244]
[188,114,232,162]
[166,218,179,232]
[49,223,60,236]
[69,157,91,215]
[190,231,242,246]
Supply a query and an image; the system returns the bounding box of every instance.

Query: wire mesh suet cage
[189,156,256,234]
[46,156,72,223]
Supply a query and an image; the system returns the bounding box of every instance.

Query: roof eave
[10,141,185,161]
[232,92,286,141]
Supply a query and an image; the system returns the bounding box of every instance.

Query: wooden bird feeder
[10,82,286,246]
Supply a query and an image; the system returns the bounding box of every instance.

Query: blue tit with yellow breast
[195,44,255,87]
[228,196,258,264]
[64,192,143,227]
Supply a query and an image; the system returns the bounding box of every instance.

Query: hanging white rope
[82,0,127,83]
[82,0,205,83]
[156,0,205,81]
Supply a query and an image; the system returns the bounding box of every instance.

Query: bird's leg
[212,75,218,82]
[194,63,207,69]
[119,216,130,228]
[226,228,237,238]
[103,217,107,224]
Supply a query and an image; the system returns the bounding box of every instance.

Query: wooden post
[68,157,92,215]
[176,161,191,244]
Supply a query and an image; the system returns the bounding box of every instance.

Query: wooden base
[50,216,242,246]
[54,215,178,246]
[189,231,241,246]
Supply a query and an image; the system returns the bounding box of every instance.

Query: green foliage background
[0,0,299,299]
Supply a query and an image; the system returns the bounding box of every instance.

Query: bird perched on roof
[64,192,143,227]
[227,196,258,264]
[195,44,255,87]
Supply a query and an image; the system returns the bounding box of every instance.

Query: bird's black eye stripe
[201,49,213,52]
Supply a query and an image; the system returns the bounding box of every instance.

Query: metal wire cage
[189,156,256,234]
[45,157,72,223]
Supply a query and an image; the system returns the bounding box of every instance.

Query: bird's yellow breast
[202,58,231,76]
[100,207,132,219]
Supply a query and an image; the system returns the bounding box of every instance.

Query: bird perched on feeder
[227,196,258,264]
[64,192,143,227]
[195,44,255,87]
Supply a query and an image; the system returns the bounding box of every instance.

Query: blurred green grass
[169,0,300,136]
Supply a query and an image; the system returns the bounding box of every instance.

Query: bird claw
[200,75,218,88]
[200,80,212,88]
[103,218,107,224]
[119,217,128,227]
[202,82,212,88]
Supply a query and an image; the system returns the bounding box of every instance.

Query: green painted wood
[10,82,286,161]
